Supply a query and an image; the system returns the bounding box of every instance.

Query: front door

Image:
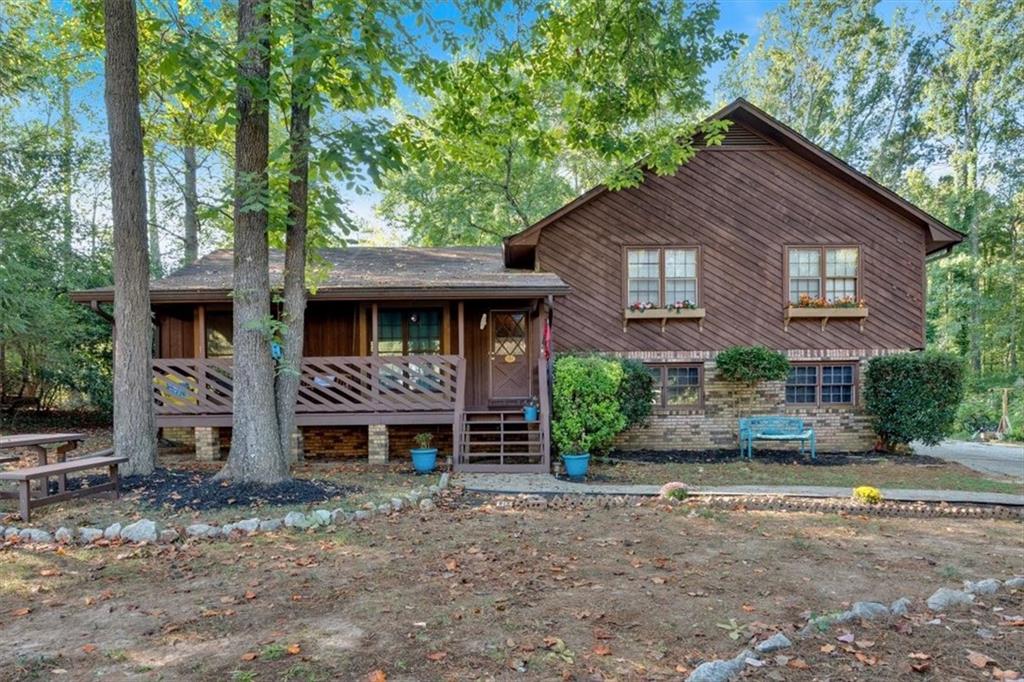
[489,310,531,402]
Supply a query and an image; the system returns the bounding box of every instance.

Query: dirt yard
[1,494,1021,681]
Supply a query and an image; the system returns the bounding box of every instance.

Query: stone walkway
[456,473,1024,506]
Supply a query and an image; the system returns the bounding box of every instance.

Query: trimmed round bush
[852,486,883,505]
[551,355,627,455]
[715,346,790,384]
[863,351,965,449]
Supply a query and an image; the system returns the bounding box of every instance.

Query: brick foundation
[613,354,880,453]
[387,425,453,461]
[368,424,389,463]
[301,426,368,459]
[195,427,222,461]
[160,427,195,447]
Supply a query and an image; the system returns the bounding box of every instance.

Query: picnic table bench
[739,416,816,460]
[0,432,86,466]
[0,449,128,522]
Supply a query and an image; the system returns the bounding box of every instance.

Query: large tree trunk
[275,0,313,463]
[217,0,288,483]
[103,0,157,476]
[183,144,199,264]
[147,154,163,278]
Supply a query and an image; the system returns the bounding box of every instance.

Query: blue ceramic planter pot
[523,405,539,422]
[411,448,438,474]
[561,453,590,479]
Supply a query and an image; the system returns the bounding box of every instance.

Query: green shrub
[618,358,655,428]
[864,351,965,448]
[551,355,627,455]
[715,346,790,384]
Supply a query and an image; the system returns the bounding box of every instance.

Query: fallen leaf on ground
[909,653,931,660]
[993,669,1021,680]
[81,644,96,654]
[365,671,386,682]
[426,651,447,662]
[911,661,931,673]
[240,652,258,661]
[836,632,855,643]
[968,650,994,669]
[820,644,836,653]
[12,608,31,617]
[286,643,301,655]
[787,658,810,670]
[592,645,611,656]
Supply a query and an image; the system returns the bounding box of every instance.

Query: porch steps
[459,410,543,467]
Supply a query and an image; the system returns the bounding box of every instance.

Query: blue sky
[36,0,955,244]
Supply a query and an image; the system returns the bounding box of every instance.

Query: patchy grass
[0,495,1020,680]
[591,457,1024,494]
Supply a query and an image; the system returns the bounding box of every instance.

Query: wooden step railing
[153,355,464,417]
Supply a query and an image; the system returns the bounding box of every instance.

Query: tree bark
[217,0,288,483]
[103,0,157,476]
[61,79,75,265]
[275,0,313,463]
[147,154,164,278]
[183,144,199,264]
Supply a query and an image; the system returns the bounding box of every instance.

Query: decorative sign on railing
[152,356,463,415]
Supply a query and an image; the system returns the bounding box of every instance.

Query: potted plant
[522,396,540,422]
[411,432,437,474]
[551,356,627,480]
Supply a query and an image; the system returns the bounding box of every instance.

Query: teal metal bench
[739,416,816,460]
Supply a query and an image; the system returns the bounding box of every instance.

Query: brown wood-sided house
[72,99,963,471]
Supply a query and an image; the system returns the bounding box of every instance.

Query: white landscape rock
[331,509,353,525]
[310,509,332,527]
[755,633,792,654]
[54,527,73,544]
[186,523,214,538]
[4,527,19,540]
[926,587,975,611]
[1004,576,1024,590]
[78,527,103,543]
[159,529,179,544]
[850,601,890,620]
[120,519,158,544]
[964,579,1001,595]
[19,528,53,543]
[284,511,310,529]
[890,597,912,616]
[234,518,260,534]
[390,497,404,512]
[259,518,283,532]
[103,523,122,540]
[687,650,754,682]
[419,498,436,512]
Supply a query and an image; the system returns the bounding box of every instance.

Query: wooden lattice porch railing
[152,355,465,419]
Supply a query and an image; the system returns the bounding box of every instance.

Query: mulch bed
[68,468,361,512]
[606,448,946,467]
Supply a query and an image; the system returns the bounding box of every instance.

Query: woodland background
[0,0,1020,436]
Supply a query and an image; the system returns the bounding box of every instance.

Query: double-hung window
[785,363,856,405]
[626,247,700,307]
[647,364,703,409]
[787,247,860,305]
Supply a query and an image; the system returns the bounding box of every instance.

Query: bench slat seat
[738,417,816,460]
[0,449,127,522]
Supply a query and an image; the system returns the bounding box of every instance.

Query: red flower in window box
[628,301,656,312]
[667,300,697,311]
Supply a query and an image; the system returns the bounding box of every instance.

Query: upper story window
[626,247,699,307]
[787,246,860,305]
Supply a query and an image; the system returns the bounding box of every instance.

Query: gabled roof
[504,98,964,265]
[70,247,569,304]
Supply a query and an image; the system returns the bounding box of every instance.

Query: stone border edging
[0,473,451,548]
[685,575,1024,682]
[487,492,1024,520]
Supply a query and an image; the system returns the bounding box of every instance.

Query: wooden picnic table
[0,433,86,466]
[0,433,87,494]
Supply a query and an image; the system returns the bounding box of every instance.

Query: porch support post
[371,303,379,357]
[367,423,388,464]
[195,426,220,461]
[457,301,465,357]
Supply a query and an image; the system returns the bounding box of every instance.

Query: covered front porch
[151,300,553,472]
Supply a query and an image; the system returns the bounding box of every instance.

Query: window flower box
[623,306,706,333]
[784,306,869,332]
